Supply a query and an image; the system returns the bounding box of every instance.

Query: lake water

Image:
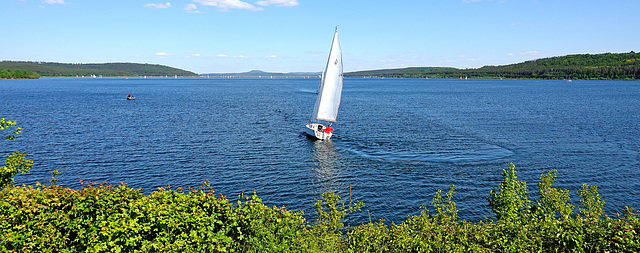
[2,77,639,223]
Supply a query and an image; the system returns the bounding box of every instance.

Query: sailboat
[306,27,343,140]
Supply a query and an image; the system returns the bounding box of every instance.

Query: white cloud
[265,55,277,58]
[155,52,172,56]
[522,51,542,55]
[520,51,543,56]
[213,54,247,58]
[507,51,545,57]
[255,0,298,7]
[459,55,476,62]
[193,0,262,11]
[184,4,201,13]
[145,2,171,8]
[44,0,68,4]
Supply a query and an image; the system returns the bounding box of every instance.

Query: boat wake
[334,135,513,163]
[298,88,318,94]
[345,143,512,163]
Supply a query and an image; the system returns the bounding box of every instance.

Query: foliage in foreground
[1,182,306,252]
[1,162,639,252]
[1,118,33,189]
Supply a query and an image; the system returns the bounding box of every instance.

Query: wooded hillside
[0,61,196,77]
[345,52,640,80]
[345,67,457,77]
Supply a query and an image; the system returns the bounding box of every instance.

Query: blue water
[2,77,639,223]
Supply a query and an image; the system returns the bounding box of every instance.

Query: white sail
[312,29,343,123]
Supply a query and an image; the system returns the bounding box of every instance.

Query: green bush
[487,162,531,222]
[0,182,309,252]
[1,118,33,189]
[1,163,639,252]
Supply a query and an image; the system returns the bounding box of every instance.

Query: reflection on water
[310,140,344,195]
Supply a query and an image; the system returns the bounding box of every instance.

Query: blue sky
[1,0,638,74]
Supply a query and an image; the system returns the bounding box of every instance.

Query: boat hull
[305,123,333,140]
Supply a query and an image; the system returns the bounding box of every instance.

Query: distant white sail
[312,29,343,123]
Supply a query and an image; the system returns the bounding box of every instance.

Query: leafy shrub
[1,118,33,189]
[536,169,574,220]
[487,162,531,222]
[578,183,606,220]
[0,182,307,252]
[1,163,639,252]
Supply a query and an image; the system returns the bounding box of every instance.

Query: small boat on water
[127,94,136,100]
[305,27,343,140]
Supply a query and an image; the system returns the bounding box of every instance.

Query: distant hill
[344,52,640,80]
[0,61,197,77]
[202,70,321,77]
[470,52,640,80]
[6,51,638,80]
[344,67,458,77]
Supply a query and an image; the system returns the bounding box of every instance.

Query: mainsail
[311,28,343,123]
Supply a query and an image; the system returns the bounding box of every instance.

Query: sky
[1,0,639,74]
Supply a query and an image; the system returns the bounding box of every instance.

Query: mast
[310,66,325,123]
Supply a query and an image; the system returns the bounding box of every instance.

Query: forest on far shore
[0,61,196,78]
[344,51,640,80]
[0,68,40,79]
[3,51,640,80]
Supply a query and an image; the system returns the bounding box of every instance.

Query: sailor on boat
[127,94,135,100]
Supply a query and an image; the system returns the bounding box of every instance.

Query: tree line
[0,69,41,79]
[0,61,196,77]
[345,52,640,80]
